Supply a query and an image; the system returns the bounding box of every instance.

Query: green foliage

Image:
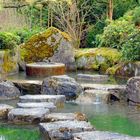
[86,21,106,48]
[12,28,44,43]
[132,7,140,26]
[98,20,136,49]
[98,7,140,50]
[22,4,48,29]
[113,0,138,19]
[121,31,140,61]
[0,32,20,50]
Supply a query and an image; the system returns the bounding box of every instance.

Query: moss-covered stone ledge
[75,47,121,72]
[0,49,18,78]
[106,62,140,77]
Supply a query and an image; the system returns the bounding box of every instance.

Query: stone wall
[0,0,27,31]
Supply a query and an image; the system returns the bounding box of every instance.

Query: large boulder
[0,81,20,100]
[107,62,140,77]
[75,48,121,71]
[42,75,83,100]
[126,77,140,105]
[10,79,42,95]
[21,27,75,70]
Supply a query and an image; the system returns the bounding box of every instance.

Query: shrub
[132,7,140,26]
[86,21,106,48]
[12,28,44,44]
[0,32,20,50]
[98,7,140,50]
[98,20,136,49]
[121,31,140,61]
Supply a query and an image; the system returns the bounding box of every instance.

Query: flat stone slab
[76,90,110,104]
[19,95,66,107]
[0,104,13,119]
[40,121,94,140]
[73,131,140,140]
[9,79,42,95]
[8,108,49,124]
[77,74,109,82]
[45,113,87,122]
[17,102,56,112]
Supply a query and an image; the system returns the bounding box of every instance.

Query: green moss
[75,47,121,71]
[106,64,121,75]
[1,50,17,74]
[21,27,72,63]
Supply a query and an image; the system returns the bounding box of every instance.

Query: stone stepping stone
[8,108,49,124]
[73,131,140,140]
[19,95,66,107]
[10,79,42,95]
[77,74,109,82]
[45,113,87,122]
[39,120,94,140]
[17,102,56,112]
[0,104,13,119]
[76,90,110,104]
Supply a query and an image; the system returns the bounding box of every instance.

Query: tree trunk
[108,0,113,20]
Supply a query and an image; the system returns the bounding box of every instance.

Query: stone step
[39,120,94,140]
[0,104,13,119]
[77,74,109,82]
[73,131,140,140]
[45,113,87,122]
[17,102,56,112]
[76,90,110,104]
[9,79,42,95]
[19,95,66,107]
[8,108,49,124]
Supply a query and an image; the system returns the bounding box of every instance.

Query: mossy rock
[0,49,18,78]
[21,27,75,70]
[75,47,121,71]
[107,62,140,77]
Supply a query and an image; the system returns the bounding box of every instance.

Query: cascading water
[94,93,102,105]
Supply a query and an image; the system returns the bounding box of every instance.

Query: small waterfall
[93,93,102,105]
[0,136,6,140]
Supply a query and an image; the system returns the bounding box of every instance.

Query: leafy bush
[12,28,44,44]
[86,21,106,48]
[98,7,140,49]
[121,31,140,61]
[0,32,20,50]
[132,7,140,26]
[98,20,136,49]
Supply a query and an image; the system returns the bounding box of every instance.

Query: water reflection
[58,102,140,136]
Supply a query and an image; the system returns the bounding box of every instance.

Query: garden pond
[0,71,139,140]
